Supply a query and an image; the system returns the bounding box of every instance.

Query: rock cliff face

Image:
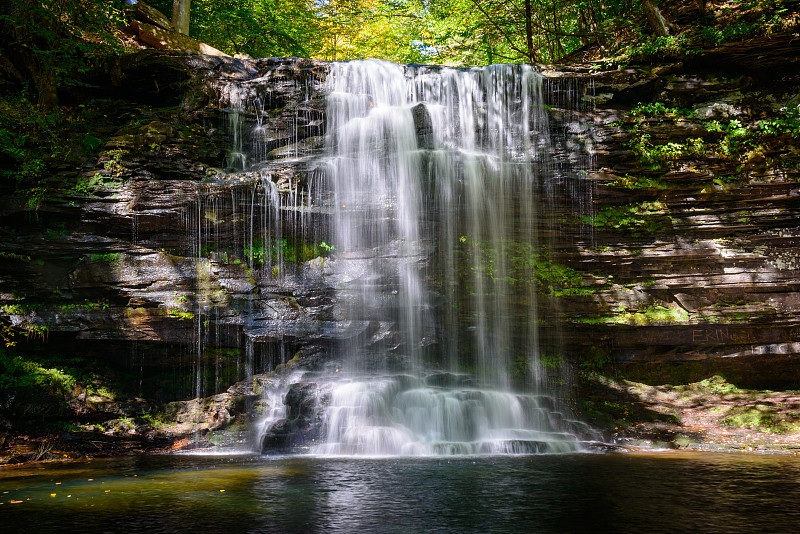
[1,39,799,440]
[0,53,332,419]
[544,38,800,387]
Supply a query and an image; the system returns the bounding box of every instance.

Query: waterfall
[196,58,594,455]
[301,60,588,455]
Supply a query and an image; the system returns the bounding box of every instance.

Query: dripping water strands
[179,64,327,446]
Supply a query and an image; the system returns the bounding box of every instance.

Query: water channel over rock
[192,59,596,455]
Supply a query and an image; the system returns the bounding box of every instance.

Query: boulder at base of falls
[261,382,329,452]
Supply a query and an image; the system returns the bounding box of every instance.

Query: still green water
[1,452,798,533]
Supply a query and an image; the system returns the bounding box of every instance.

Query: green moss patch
[573,304,689,326]
[581,201,672,235]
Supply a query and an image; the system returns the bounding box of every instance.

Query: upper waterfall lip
[326,58,542,73]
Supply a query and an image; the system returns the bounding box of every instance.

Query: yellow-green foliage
[622,102,795,173]
[0,96,64,188]
[760,105,800,139]
[698,375,742,395]
[576,304,689,326]
[0,251,32,262]
[166,309,195,321]
[243,238,334,266]
[0,350,76,392]
[458,238,601,296]
[0,348,130,420]
[720,405,800,435]
[582,201,671,235]
[89,252,121,263]
[607,174,668,190]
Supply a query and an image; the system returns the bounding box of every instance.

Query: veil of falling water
[313,60,591,455]
[190,59,595,455]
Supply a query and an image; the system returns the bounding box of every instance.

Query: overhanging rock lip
[244,319,371,341]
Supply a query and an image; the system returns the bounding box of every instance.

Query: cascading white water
[325,61,430,371]
[315,374,580,455]
[309,60,585,455]
[196,59,593,454]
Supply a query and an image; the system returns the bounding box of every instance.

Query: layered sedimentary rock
[0,54,331,415]
[1,38,799,438]
[544,40,800,386]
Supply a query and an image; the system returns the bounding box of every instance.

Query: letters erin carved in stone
[692,328,733,343]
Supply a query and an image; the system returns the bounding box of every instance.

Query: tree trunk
[642,0,670,37]
[578,12,588,47]
[524,0,536,63]
[0,0,59,107]
[171,0,191,35]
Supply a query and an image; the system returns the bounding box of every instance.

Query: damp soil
[582,373,800,454]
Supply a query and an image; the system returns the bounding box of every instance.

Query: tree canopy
[2,0,796,70]
[142,0,795,65]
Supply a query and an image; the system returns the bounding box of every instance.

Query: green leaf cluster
[759,105,800,139]
[583,201,671,235]
[0,96,66,191]
[192,0,319,58]
[243,237,334,266]
[2,0,127,89]
[457,238,600,296]
[624,101,800,176]
[0,349,76,392]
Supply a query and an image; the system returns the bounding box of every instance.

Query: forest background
[4,0,798,71]
[0,0,797,197]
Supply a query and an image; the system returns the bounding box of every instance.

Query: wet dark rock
[245,320,371,343]
[412,103,434,150]
[260,416,319,451]
[425,372,477,388]
[274,345,329,373]
[261,381,329,452]
[284,382,320,419]
[110,50,194,107]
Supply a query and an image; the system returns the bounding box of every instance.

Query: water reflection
[1,453,799,533]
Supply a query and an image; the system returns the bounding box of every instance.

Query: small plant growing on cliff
[166,309,195,321]
[0,349,75,392]
[245,238,335,266]
[89,252,121,264]
[581,346,610,370]
[74,174,100,195]
[102,149,129,176]
[760,105,800,139]
[718,119,751,156]
[2,303,29,315]
[606,174,667,189]
[631,102,689,118]
[581,201,671,236]
[574,304,689,326]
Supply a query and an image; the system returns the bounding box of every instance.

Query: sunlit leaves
[190,0,319,57]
